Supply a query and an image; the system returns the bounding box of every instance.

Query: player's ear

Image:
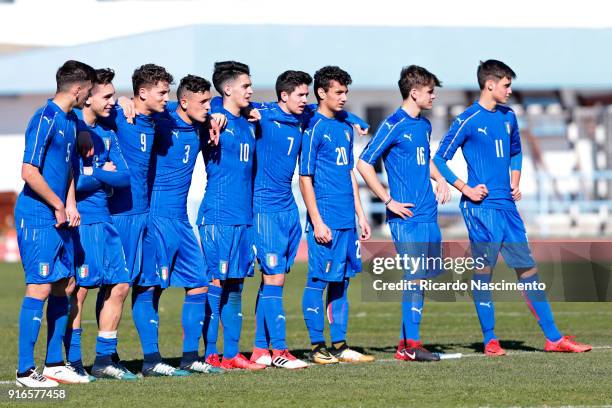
[409,87,418,100]
[485,79,495,92]
[280,90,289,103]
[180,97,188,110]
[316,87,326,101]
[138,87,147,101]
[223,82,232,97]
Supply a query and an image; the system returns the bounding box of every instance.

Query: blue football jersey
[253,103,302,213]
[435,102,521,210]
[15,100,78,227]
[73,113,130,224]
[197,107,256,226]
[360,107,437,223]
[150,110,204,220]
[299,111,355,229]
[106,106,156,215]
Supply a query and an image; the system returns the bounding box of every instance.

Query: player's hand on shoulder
[102,161,117,172]
[246,107,261,122]
[206,115,222,146]
[463,184,488,202]
[210,113,227,130]
[359,217,371,240]
[511,183,522,201]
[355,124,368,137]
[436,180,451,204]
[386,199,414,219]
[65,204,81,228]
[117,96,136,124]
[313,222,332,244]
[77,131,94,159]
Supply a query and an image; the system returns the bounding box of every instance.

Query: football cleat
[142,362,191,377]
[271,349,308,369]
[330,345,375,363]
[250,347,272,366]
[16,368,58,388]
[484,339,506,357]
[205,353,223,368]
[221,353,266,370]
[395,340,440,362]
[182,360,224,374]
[43,364,88,384]
[308,344,339,365]
[544,336,592,353]
[92,363,138,381]
[66,361,96,382]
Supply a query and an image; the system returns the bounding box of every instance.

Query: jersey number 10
[239,143,250,162]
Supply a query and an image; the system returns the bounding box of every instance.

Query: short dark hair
[212,61,250,94]
[477,59,516,90]
[132,64,174,96]
[398,65,442,99]
[275,70,312,101]
[177,74,212,100]
[94,68,115,85]
[313,66,352,101]
[56,60,96,93]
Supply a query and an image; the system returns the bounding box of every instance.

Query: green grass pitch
[0,262,610,407]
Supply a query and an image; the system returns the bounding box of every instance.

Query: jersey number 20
[335,147,348,165]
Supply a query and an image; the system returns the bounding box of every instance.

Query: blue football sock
[327,279,350,344]
[64,327,82,364]
[262,284,287,350]
[302,276,327,345]
[45,295,69,365]
[181,292,206,366]
[220,282,243,359]
[18,297,44,373]
[93,331,117,367]
[401,283,424,341]
[253,284,269,349]
[204,285,222,358]
[95,286,106,327]
[472,274,496,344]
[132,288,161,364]
[520,274,562,341]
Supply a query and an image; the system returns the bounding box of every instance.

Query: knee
[110,283,130,301]
[263,274,285,286]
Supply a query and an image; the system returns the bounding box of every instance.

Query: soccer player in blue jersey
[247,71,313,370]
[198,61,265,370]
[14,60,96,387]
[107,64,190,376]
[138,74,223,375]
[433,59,591,356]
[358,65,450,362]
[63,68,137,382]
[300,66,374,364]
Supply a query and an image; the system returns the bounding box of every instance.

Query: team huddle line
[13,59,591,388]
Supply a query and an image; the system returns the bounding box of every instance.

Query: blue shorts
[199,224,255,281]
[389,221,443,279]
[306,226,361,282]
[111,213,148,283]
[17,224,74,285]
[462,206,536,269]
[141,217,208,289]
[74,222,130,287]
[253,210,301,275]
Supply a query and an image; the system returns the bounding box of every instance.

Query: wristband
[384,197,392,206]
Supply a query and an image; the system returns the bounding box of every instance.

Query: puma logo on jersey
[306,307,320,314]
[411,307,422,315]
[477,127,487,136]
[403,133,413,141]
[225,128,235,136]
[58,130,65,137]
[273,120,281,128]
[172,130,179,138]
[323,134,332,142]
[479,301,492,308]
